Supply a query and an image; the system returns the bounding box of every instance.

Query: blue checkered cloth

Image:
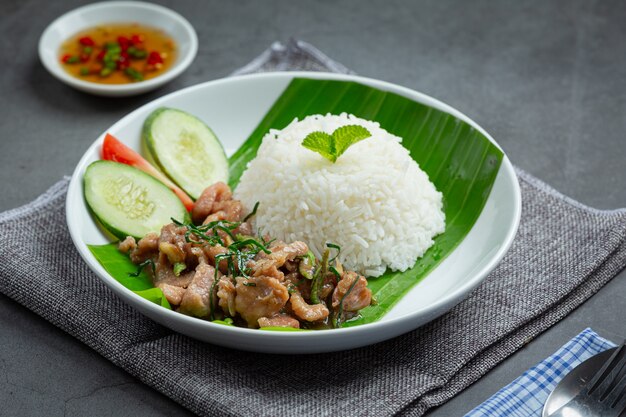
[465,329,616,417]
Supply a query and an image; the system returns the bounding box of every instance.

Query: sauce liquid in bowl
[59,23,176,84]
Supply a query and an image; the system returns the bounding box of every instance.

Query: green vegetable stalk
[310,248,329,304]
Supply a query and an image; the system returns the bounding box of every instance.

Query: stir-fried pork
[332,271,372,312]
[157,283,186,306]
[125,232,158,264]
[158,223,192,263]
[153,252,194,287]
[290,292,329,322]
[118,236,136,254]
[258,314,300,329]
[191,182,233,224]
[216,277,236,317]
[234,276,289,328]
[204,245,229,274]
[250,241,308,279]
[178,263,217,318]
[119,182,373,329]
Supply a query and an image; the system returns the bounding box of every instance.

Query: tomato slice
[101,133,195,211]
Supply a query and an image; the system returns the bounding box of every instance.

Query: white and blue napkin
[466,329,616,417]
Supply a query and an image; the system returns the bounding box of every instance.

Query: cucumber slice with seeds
[84,160,188,240]
[142,108,228,199]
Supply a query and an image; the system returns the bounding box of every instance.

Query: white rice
[234,113,445,277]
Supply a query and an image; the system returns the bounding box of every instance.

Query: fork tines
[585,341,626,411]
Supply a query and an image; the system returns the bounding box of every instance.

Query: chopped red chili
[116,51,130,70]
[117,36,131,51]
[95,49,106,61]
[131,34,144,45]
[147,51,163,65]
[79,36,95,46]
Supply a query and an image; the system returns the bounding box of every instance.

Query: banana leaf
[88,243,171,309]
[229,78,503,327]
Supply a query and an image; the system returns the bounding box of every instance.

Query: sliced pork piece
[157,283,186,306]
[284,272,311,300]
[203,245,229,273]
[290,292,329,322]
[158,223,193,264]
[191,182,233,224]
[129,232,159,264]
[251,241,309,278]
[118,236,137,254]
[234,276,289,328]
[178,263,218,318]
[233,220,253,237]
[283,259,298,273]
[201,200,244,225]
[159,242,185,264]
[258,314,300,329]
[201,199,247,247]
[265,241,309,262]
[153,252,195,288]
[332,271,371,312]
[253,263,283,281]
[217,277,236,317]
[320,272,338,300]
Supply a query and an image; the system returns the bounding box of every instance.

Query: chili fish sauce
[59,23,176,84]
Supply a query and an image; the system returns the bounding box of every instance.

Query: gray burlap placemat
[1,40,625,417]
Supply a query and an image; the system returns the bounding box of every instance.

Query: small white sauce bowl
[38,1,198,97]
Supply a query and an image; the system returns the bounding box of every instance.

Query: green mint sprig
[301,125,371,163]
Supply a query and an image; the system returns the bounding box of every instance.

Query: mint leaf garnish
[302,131,335,161]
[333,125,371,157]
[301,124,371,163]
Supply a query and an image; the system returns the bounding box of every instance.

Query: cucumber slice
[84,160,188,240]
[142,108,228,199]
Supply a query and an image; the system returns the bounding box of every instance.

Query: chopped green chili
[173,262,186,276]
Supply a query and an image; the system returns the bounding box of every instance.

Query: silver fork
[549,341,626,417]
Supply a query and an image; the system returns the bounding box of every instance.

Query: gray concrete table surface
[1,0,625,416]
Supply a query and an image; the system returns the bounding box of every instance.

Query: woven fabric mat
[1,40,625,416]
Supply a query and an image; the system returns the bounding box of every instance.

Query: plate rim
[66,71,521,344]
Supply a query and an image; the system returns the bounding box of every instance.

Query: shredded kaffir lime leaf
[302,125,371,163]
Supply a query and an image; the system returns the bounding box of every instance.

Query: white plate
[38,1,197,97]
[67,72,521,353]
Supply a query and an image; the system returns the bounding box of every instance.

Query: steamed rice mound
[234,113,445,277]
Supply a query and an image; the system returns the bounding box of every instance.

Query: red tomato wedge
[101,133,195,211]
